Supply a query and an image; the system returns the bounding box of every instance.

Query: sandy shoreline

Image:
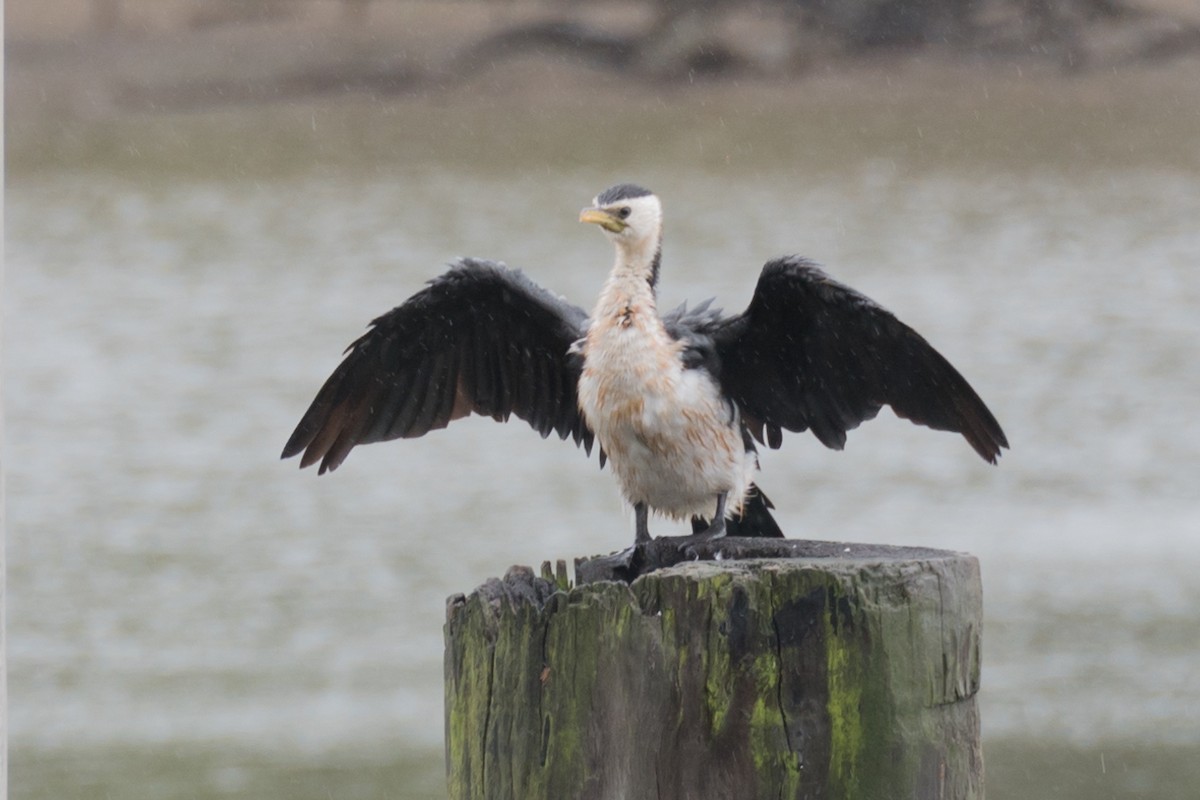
[11,1,1200,106]
[8,0,1200,175]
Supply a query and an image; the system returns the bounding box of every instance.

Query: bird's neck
[594,241,662,321]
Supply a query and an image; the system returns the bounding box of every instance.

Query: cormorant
[282,184,1007,545]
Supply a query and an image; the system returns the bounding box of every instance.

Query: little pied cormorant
[282,184,1008,546]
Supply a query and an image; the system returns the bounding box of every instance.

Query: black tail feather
[691,485,784,539]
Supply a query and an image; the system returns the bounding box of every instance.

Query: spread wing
[710,256,1008,462]
[281,258,594,474]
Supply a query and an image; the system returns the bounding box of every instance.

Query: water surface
[7,94,1200,798]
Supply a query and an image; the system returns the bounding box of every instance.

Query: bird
[282,183,1008,547]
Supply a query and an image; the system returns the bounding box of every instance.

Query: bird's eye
[618,207,632,219]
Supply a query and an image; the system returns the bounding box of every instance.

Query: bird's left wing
[710,256,1008,463]
[281,258,593,474]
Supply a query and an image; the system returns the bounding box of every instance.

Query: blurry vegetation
[494,0,1200,74]
[457,0,1199,76]
[75,0,1200,79]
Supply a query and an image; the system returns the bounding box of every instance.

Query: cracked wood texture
[444,540,983,800]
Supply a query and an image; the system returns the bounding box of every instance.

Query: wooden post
[444,539,983,800]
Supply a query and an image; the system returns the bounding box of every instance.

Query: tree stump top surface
[446,538,977,621]
[574,536,970,585]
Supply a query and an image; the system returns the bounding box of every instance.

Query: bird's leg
[634,502,651,545]
[691,492,728,542]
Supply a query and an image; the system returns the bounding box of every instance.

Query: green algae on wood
[445,540,983,800]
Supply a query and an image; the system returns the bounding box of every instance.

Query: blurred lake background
[5,1,1200,798]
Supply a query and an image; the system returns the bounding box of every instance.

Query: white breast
[577,311,755,522]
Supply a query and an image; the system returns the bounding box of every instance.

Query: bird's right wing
[281,258,594,474]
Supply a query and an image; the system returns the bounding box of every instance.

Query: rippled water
[6,95,1200,799]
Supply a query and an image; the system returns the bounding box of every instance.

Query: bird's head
[580,184,663,266]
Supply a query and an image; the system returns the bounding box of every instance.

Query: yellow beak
[579,207,627,234]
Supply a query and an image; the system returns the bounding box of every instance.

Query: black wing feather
[282,258,593,474]
[711,256,1008,463]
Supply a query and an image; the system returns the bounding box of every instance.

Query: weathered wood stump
[444,539,983,800]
